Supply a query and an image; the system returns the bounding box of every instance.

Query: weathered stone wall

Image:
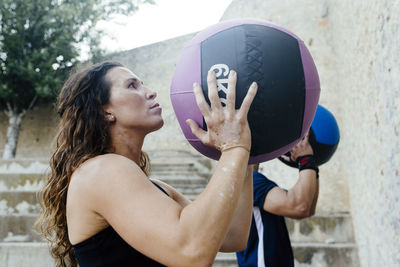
[221,0,400,266]
[0,104,58,159]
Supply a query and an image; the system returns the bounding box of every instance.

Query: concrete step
[0,178,205,216]
[0,191,40,215]
[214,252,237,267]
[0,242,358,267]
[152,172,208,183]
[0,243,235,267]
[0,160,49,174]
[151,162,198,171]
[0,242,54,267]
[292,242,360,267]
[0,215,42,242]
[0,185,202,214]
[286,213,355,243]
[213,243,360,267]
[0,213,356,243]
[0,173,45,191]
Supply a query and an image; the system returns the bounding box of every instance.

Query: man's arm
[263,169,318,219]
[310,178,319,215]
[262,132,319,219]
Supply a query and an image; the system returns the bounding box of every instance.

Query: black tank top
[72,182,167,267]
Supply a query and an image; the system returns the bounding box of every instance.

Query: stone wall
[221,0,400,266]
[0,104,58,159]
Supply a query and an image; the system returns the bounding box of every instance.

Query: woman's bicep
[151,179,192,208]
[90,158,191,265]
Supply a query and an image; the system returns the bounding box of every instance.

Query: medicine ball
[279,105,340,167]
[170,19,320,164]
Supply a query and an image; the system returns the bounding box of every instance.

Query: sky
[97,0,232,53]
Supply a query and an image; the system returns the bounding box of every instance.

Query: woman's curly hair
[37,61,150,266]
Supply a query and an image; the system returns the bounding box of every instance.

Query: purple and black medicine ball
[170,19,320,164]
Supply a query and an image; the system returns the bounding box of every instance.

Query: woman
[38,61,258,266]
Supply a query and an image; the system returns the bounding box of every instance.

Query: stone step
[0,215,42,242]
[147,149,209,162]
[151,162,198,171]
[286,213,355,243]
[0,191,40,215]
[0,242,359,267]
[0,213,355,244]
[153,171,210,180]
[213,243,360,267]
[213,252,237,267]
[0,243,237,267]
[292,242,360,267]
[0,172,209,189]
[0,184,203,216]
[0,190,201,217]
[0,163,210,187]
[155,174,208,184]
[0,242,54,267]
[0,173,46,191]
[0,160,49,174]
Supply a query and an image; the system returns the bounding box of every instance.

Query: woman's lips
[150,103,161,109]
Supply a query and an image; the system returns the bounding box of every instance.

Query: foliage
[0,0,153,113]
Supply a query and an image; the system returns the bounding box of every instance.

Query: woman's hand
[186,70,258,153]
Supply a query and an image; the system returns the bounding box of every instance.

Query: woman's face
[104,66,164,134]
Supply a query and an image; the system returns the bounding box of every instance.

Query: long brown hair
[37,62,150,266]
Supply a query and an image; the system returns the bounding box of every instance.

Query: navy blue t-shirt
[236,171,294,267]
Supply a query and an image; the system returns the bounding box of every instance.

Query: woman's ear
[105,112,116,122]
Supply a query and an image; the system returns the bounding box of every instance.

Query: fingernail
[229,70,236,78]
[251,82,257,88]
[193,82,198,88]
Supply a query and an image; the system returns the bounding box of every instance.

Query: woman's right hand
[186,70,258,153]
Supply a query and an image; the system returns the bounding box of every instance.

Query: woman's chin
[152,119,164,132]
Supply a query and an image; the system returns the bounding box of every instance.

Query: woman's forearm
[178,148,250,262]
[219,165,253,252]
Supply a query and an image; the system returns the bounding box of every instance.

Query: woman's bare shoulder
[70,154,142,187]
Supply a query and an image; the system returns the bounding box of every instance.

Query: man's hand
[280,131,313,163]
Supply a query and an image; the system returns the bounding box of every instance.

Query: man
[236,132,319,267]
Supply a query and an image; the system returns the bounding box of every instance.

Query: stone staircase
[0,151,359,266]
[288,214,360,266]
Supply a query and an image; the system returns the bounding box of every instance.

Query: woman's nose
[146,89,157,100]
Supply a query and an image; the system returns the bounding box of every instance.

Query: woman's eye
[128,82,136,89]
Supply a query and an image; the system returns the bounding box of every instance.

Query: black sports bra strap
[151,181,169,196]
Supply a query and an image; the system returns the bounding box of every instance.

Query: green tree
[0,0,153,159]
